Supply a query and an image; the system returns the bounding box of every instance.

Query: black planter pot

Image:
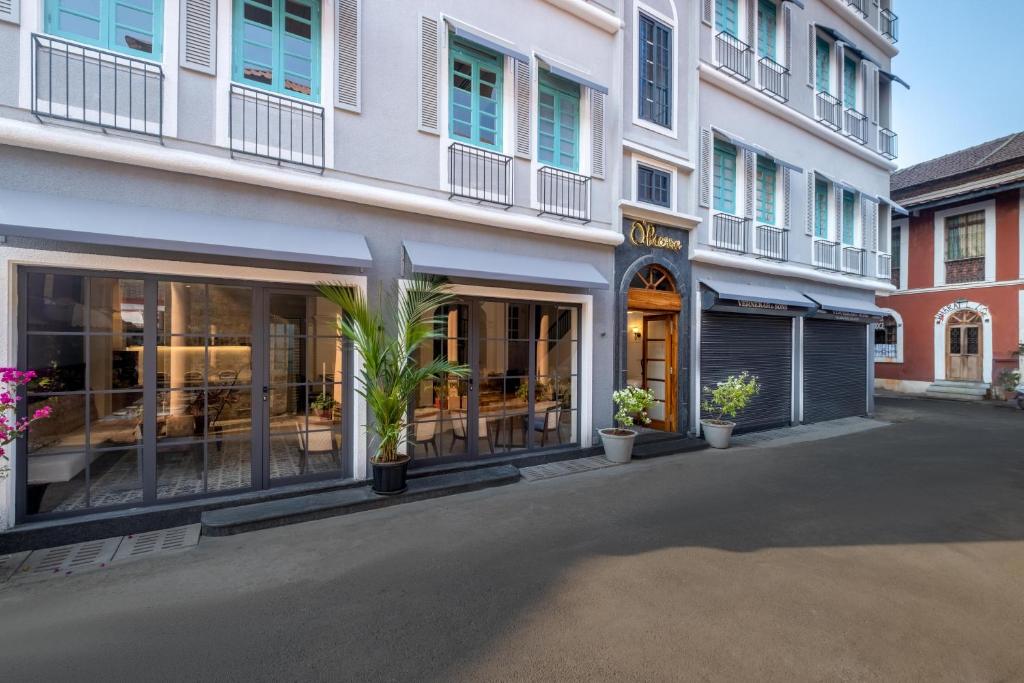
[371,456,410,495]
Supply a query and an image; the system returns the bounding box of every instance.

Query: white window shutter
[783,168,792,229]
[835,43,845,99]
[514,60,532,159]
[833,182,843,242]
[746,0,755,45]
[699,129,712,208]
[743,150,755,218]
[783,5,792,68]
[418,15,440,134]
[335,0,360,111]
[701,0,712,25]
[805,173,815,236]
[872,65,881,122]
[0,0,19,24]
[590,90,605,178]
[865,197,879,252]
[807,23,815,87]
[180,0,216,74]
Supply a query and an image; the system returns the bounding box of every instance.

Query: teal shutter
[842,190,856,244]
[46,0,163,58]
[755,157,777,224]
[233,0,320,100]
[843,56,858,108]
[715,0,738,36]
[537,71,579,172]
[713,140,738,214]
[814,178,829,238]
[815,37,830,92]
[757,0,776,60]
[449,39,503,151]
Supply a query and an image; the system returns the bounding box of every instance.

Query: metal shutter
[335,0,360,111]
[418,15,440,134]
[803,319,868,423]
[701,312,793,433]
[180,0,216,74]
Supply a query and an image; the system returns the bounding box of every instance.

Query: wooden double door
[946,311,983,381]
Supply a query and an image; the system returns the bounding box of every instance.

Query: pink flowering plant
[0,369,53,479]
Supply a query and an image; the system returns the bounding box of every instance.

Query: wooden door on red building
[945,311,983,381]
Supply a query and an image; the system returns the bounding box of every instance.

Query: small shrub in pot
[700,372,760,449]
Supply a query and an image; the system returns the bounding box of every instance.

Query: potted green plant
[600,385,654,463]
[318,276,468,495]
[700,372,760,449]
[310,391,337,419]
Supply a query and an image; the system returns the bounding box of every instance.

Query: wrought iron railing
[880,8,899,42]
[842,246,865,275]
[31,33,163,137]
[876,253,892,281]
[815,91,843,131]
[229,84,325,170]
[752,225,788,261]
[715,31,753,82]
[846,0,867,18]
[538,166,591,222]
[758,56,789,103]
[843,108,868,144]
[813,239,840,271]
[448,142,513,207]
[878,127,898,160]
[874,343,898,361]
[711,213,750,254]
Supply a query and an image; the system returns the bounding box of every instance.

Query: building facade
[875,133,1024,399]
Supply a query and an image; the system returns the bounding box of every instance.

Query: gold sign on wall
[629,221,682,252]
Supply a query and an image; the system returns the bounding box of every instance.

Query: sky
[891,0,1024,169]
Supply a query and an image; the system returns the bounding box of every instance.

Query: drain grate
[520,456,618,482]
[20,537,123,577]
[0,551,30,582]
[113,524,201,561]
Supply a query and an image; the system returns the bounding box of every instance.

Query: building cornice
[0,118,624,248]
[698,63,898,173]
[619,200,702,230]
[541,0,622,33]
[896,169,1024,208]
[692,247,897,293]
[819,0,899,59]
[879,279,1024,297]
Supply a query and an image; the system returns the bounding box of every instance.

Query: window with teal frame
[713,140,738,214]
[538,70,580,172]
[843,56,858,109]
[842,190,856,244]
[232,0,321,101]
[757,0,777,60]
[716,0,739,37]
[815,37,831,93]
[449,38,503,151]
[814,178,829,238]
[45,0,164,59]
[756,156,777,224]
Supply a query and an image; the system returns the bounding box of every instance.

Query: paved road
[2,397,1023,682]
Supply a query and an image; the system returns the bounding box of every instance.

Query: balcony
[229,84,325,170]
[876,253,892,281]
[715,32,753,83]
[878,128,898,160]
[448,142,513,207]
[842,246,865,275]
[813,239,840,271]
[31,34,163,137]
[880,9,899,43]
[815,91,843,131]
[752,225,788,261]
[710,213,751,254]
[845,0,867,19]
[758,56,789,103]
[843,108,868,145]
[538,166,591,222]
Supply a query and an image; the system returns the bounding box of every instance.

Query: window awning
[781,0,805,8]
[818,26,881,67]
[878,68,911,90]
[701,279,816,316]
[815,171,860,196]
[878,195,910,216]
[804,293,887,320]
[447,19,530,63]
[0,189,373,269]
[403,240,608,290]
[712,128,803,173]
[537,55,609,95]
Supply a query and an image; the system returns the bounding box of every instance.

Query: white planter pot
[701,420,735,449]
[599,428,637,463]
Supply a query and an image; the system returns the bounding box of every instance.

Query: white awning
[537,55,609,95]
[447,20,530,63]
[878,195,910,216]
[713,128,803,173]
[0,189,373,269]
[404,240,608,289]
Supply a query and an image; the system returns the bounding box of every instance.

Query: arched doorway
[946,310,984,381]
[627,265,681,431]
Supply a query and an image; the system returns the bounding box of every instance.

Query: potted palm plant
[318,277,468,495]
[599,385,654,463]
[700,372,760,449]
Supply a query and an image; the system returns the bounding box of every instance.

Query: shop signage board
[629,221,683,252]
[934,300,991,325]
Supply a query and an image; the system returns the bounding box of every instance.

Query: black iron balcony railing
[846,0,867,19]
[711,212,751,254]
[758,56,789,103]
[229,84,325,170]
[753,225,789,261]
[842,245,865,275]
[715,31,753,83]
[880,8,899,43]
[843,107,868,144]
[448,142,513,207]
[813,239,840,271]
[538,166,591,222]
[31,33,163,137]
[878,127,898,160]
[876,253,892,281]
[815,91,843,131]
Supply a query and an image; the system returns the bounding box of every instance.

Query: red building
[875,133,1024,399]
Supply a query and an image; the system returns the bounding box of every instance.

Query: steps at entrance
[925,380,990,401]
[630,432,708,460]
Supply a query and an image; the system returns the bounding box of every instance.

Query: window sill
[619,200,701,230]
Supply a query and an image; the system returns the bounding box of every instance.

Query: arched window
[630,264,676,292]
[874,315,899,361]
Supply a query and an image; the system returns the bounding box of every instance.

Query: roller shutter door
[700,312,792,433]
[803,319,868,423]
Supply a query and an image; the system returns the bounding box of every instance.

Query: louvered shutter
[743,150,755,218]
[872,65,880,122]
[863,62,874,122]
[335,0,360,111]
[783,4,792,68]
[590,90,605,179]
[805,172,814,236]
[833,182,842,243]
[0,0,19,24]
[807,24,815,86]
[418,15,440,134]
[699,129,712,208]
[835,43,845,102]
[746,0,755,45]
[864,196,878,251]
[783,168,792,229]
[702,0,712,25]
[514,60,532,159]
[180,0,216,74]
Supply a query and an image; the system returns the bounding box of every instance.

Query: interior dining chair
[409,418,440,458]
[450,410,495,454]
[531,404,563,447]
